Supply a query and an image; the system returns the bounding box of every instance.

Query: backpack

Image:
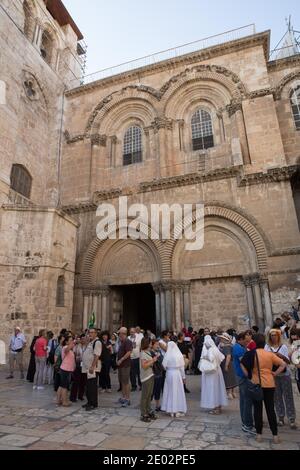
[47,339,57,365]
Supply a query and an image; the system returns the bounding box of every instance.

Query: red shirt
[247,340,256,351]
[35,337,47,357]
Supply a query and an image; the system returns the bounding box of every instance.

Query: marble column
[82,290,91,330]
[174,287,182,332]
[243,276,256,327]
[252,275,265,333]
[260,278,273,328]
[152,284,161,335]
[165,287,173,331]
[160,288,167,331]
[183,282,191,328]
[100,287,110,331]
[91,291,100,327]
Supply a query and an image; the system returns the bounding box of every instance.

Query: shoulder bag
[247,351,263,401]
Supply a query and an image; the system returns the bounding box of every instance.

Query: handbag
[198,357,217,374]
[247,352,263,401]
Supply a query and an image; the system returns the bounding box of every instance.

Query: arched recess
[160,64,247,113]
[86,86,160,135]
[40,23,60,68]
[274,70,300,100]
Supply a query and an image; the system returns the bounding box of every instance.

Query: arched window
[191,109,214,151]
[40,30,54,66]
[291,170,300,230]
[291,86,300,130]
[10,164,32,199]
[56,276,65,307]
[123,126,142,166]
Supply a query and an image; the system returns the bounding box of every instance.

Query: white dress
[161,366,187,414]
[200,364,228,409]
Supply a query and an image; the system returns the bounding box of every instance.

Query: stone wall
[0,206,78,347]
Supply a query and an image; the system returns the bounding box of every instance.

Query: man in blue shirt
[232,332,255,435]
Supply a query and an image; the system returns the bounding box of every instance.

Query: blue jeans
[238,377,253,428]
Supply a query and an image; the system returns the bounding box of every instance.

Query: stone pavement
[0,368,299,451]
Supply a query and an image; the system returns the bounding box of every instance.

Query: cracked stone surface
[0,370,299,450]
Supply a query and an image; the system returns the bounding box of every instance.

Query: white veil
[162,341,185,369]
[201,335,225,365]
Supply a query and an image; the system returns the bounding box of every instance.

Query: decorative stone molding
[151,117,173,132]
[64,130,85,144]
[66,32,269,98]
[91,134,107,146]
[273,70,300,100]
[238,165,299,186]
[226,99,243,117]
[93,189,122,204]
[62,202,96,214]
[270,247,300,257]
[268,55,300,72]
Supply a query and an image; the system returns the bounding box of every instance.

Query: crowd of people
[5,308,300,444]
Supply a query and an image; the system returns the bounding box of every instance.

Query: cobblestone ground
[0,369,299,450]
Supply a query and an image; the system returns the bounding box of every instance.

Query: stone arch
[160,64,247,114]
[86,86,160,135]
[274,70,300,100]
[169,203,269,279]
[80,218,166,288]
[23,0,37,42]
[40,22,60,68]
[98,99,156,135]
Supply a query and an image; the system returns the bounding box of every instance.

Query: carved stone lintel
[91,134,107,147]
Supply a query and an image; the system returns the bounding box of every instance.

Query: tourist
[289,328,300,393]
[265,329,297,429]
[194,328,205,374]
[43,331,56,385]
[200,335,228,415]
[53,334,64,392]
[159,330,170,357]
[33,329,48,390]
[241,333,286,444]
[117,327,133,407]
[110,332,118,372]
[135,326,144,343]
[82,328,102,411]
[128,327,142,391]
[151,339,164,411]
[161,341,187,418]
[57,335,75,407]
[99,331,112,393]
[26,334,38,383]
[232,332,255,435]
[218,332,238,399]
[70,334,87,402]
[245,330,256,351]
[7,326,26,379]
[177,332,191,392]
[140,337,158,422]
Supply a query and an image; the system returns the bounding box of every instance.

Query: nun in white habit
[200,335,228,414]
[161,341,187,417]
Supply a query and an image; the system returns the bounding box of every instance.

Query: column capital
[98,285,110,297]
[91,134,107,147]
[82,289,92,297]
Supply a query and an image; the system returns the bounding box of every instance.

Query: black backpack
[48,339,57,365]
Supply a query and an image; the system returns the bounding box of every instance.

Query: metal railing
[71,24,256,86]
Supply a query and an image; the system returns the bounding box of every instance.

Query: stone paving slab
[0,370,299,450]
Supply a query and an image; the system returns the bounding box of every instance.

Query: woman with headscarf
[161,341,187,417]
[265,329,297,429]
[200,335,228,415]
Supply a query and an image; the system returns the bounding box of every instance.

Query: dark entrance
[121,283,156,334]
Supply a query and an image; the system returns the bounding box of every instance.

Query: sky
[63,0,300,77]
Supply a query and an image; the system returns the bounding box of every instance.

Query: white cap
[297,295,300,300]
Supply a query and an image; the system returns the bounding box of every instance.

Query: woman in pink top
[57,335,75,407]
[33,329,47,390]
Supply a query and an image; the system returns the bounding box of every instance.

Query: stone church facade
[1,0,300,344]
